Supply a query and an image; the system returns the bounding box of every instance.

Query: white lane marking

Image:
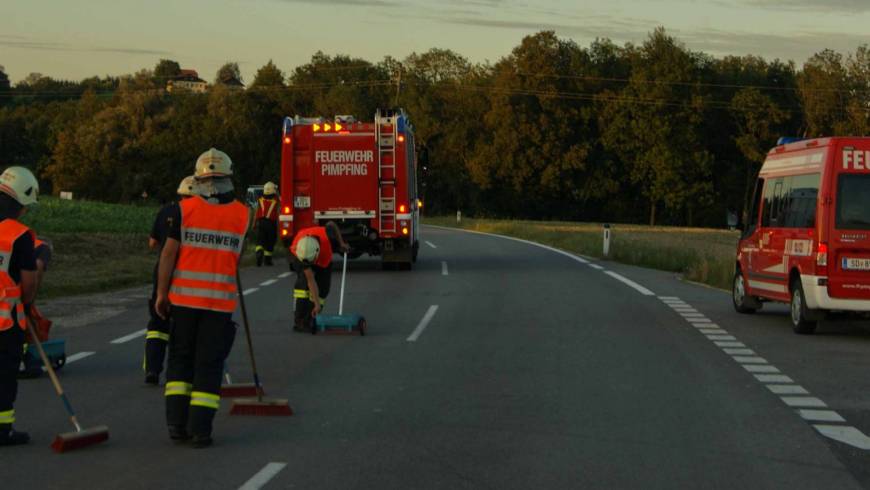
[425,241,438,249]
[603,271,655,296]
[110,329,147,344]
[814,426,870,450]
[680,313,707,319]
[243,288,259,296]
[441,261,448,276]
[715,341,746,348]
[733,356,767,364]
[658,296,680,300]
[691,320,714,325]
[427,225,590,266]
[743,364,780,373]
[278,272,292,278]
[407,305,439,342]
[671,306,696,311]
[767,385,809,395]
[587,263,605,271]
[239,462,287,490]
[707,335,737,341]
[702,329,729,335]
[782,396,827,408]
[695,324,721,330]
[755,374,794,383]
[723,348,755,356]
[260,279,278,287]
[799,410,845,423]
[66,352,96,364]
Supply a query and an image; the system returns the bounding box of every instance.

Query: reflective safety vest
[0,219,34,331]
[169,196,249,313]
[256,197,278,222]
[291,226,333,268]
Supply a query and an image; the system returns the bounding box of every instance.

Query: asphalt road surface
[7,225,870,489]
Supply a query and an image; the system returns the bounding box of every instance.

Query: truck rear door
[828,142,870,300]
[310,132,379,220]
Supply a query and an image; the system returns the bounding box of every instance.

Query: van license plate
[293,196,310,209]
[843,258,870,271]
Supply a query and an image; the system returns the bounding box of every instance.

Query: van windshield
[836,174,870,230]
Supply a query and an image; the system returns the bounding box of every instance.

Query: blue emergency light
[777,137,804,146]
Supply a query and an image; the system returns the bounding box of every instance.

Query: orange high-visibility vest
[256,197,278,222]
[169,196,249,313]
[291,226,333,268]
[0,219,34,331]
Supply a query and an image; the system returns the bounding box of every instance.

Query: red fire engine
[734,137,870,334]
[278,109,420,269]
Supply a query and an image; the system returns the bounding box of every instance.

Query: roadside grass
[424,217,737,291]
[18,197,280,299]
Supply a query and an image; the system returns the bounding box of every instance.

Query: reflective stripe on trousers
[165,381,193,397]
[293,289,325,305]
[190,391,220,410]
[0,409,14,424]
[146,330,170,342]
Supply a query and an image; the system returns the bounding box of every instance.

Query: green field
[18,197,276,299]
[424,217,738,291]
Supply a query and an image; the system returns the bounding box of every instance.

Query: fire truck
[278,109,420,269]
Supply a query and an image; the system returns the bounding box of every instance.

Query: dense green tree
[250,60,285,89]
[153,59,181,82]
[215,62,243,85]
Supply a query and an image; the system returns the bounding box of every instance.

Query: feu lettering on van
[843,149,870,171]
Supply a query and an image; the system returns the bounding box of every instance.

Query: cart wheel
[53,354,66,371]
[358,318,367,336]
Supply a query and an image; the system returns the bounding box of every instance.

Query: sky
[2,0,869,84]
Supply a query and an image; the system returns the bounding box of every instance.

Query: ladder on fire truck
[376,109,398,234]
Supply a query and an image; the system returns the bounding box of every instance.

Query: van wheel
[732,270,760,314]
[790,279,818,335]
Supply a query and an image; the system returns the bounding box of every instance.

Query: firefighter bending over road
[291,222,349,333]
[155,148,249,448]
[254,181,279,267]
[143,176,202,386]
[0,167,39,446]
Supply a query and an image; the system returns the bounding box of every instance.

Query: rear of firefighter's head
[294,236,320,265]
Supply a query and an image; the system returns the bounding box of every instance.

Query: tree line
[0,29,868,227]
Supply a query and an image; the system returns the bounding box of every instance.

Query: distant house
[217,76,245,91]
[167,69,208,93]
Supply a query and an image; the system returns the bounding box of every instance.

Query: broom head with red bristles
[221,383,265,398]
[229,398,293,416]
[50,425,110,453]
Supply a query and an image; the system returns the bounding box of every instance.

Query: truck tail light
[283,206,291,214]
[399,204,407,213]
[283,137,291,144]
[281,229,289,237]
[398,134,405,143]
[816,242,828,275]
[402,227,409,235]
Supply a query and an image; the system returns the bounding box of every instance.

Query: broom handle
[235,271,263,402]
[338,252,347,316]
[25,319,83,432]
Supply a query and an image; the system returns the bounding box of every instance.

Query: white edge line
[603,271,655,296]
[587,264,605,270]
[407,305,439,342]
[243,288,259,296]
[110,329,147,344]
[260,279,278,287]
[239,462,288,490]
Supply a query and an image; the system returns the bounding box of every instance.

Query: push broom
[229,271,293,416]
[26,319,109,452]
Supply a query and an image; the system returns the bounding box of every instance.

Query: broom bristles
[51,425,109,453]
[220,383,265,398]
[229,399,293,416]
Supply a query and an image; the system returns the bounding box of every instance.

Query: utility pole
[394,66,402,107]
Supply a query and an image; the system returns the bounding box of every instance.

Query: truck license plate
[843,258,870,271]
[294,196,310,209]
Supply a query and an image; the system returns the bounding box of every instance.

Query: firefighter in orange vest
[0,167,39,446]
[254,181,279,267]
[291,222,349,332]
[155,148,249,448]
[143,176,202,386]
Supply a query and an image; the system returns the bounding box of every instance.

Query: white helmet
[0,166,39,206]
[294,236,320,264]
[176,175,200,197]
[263,181,278,196]
[195,148,233,179]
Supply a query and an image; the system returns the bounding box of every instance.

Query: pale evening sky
[2,0,869,84]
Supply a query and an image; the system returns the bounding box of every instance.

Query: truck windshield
[836,174,870,230]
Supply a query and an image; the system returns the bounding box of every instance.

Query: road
[7,225,870,489]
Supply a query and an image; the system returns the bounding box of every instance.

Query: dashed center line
[110,329,147,344]
[407,305,439,342]
[260,279,278,287]
[243,288,259,296]
[66,352,96,364]
[425,241,437,249]
[239,462,288,490]
[441,261,448,276]
[278,272,292,278]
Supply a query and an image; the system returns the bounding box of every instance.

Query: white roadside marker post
[456,210,461,224]
[603,223,611,258]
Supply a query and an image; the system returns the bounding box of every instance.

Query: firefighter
[0,167,39,446]
[155,148,248,448]
[143,176,201,386]
[254,181,279,267]
[291,222,349,333]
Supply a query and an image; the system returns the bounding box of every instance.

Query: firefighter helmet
[263,181,277,196]
[176,175,200,197]
[294,236,320,264]
[195,148,233,178]
[0,166,39,206]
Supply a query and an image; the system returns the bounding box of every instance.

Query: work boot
[264,255,273,266]
[145,372,160,386]
[255,250,264,267]
[0,428,30,446]
[168,425,190,443]
[191,435,213,449]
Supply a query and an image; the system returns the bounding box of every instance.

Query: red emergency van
[733,137,870,333]
[278,109,420,269]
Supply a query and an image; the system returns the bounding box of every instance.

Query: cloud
[277,0,399,6]
[0,38,169,56]
[677,28,869,62]
[735,0,870,12]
